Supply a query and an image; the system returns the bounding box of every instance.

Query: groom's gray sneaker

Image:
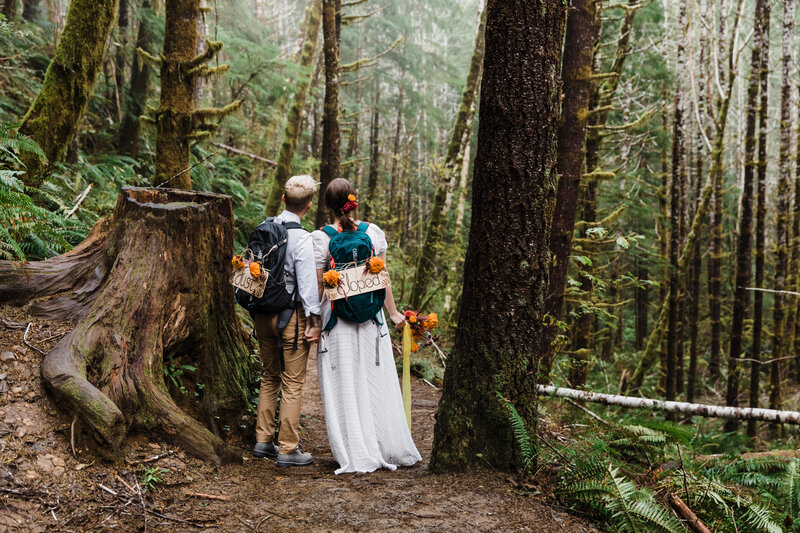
[276,448,313,467]
[253,441,278,458]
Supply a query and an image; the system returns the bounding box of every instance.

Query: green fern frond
[496,392,536,470]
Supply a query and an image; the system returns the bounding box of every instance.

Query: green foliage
[497,392,537,472]
[163,358,197,396]
[140,466,168,493]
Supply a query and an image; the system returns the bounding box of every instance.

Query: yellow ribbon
[402,322,412,433]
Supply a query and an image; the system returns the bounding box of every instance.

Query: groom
[252,175,322,467]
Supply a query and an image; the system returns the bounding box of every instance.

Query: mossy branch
[137,47,161,66]
[193,100,243,123]
[342,3,391,25]
[574,205,626,231]
[581,171,616,181]
[190,40,224,68]
[341,37,403,72]
[188,63,230,79]
[139,115,157,125]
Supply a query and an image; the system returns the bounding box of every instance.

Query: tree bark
[118,0,156,156]
[363,83,380,220]
[635,262,648,352]
[430,0,565,472]
[265,0,322,215]
[766,0,792,437]
[18,0,119,186]
[315,0,341,228]
[2,0,17,19]
[0,188,254,464]
[21,0,40,21]
[540,0,596,377]
[724,0,767,433]
[666,0,688,409]
[408,4,486,309]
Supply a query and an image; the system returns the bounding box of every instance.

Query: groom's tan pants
[254,307,309,454]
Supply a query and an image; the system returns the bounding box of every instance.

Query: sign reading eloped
[324,267,391,301]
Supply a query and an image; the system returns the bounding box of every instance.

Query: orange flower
[249,262,262,278]
[408,315,417,324]
[411,342,419,353]
[348,194,356,202]
[231,255,245,269]
[424,313,438,330]
[323,269,340,288]
[367,256,385,274]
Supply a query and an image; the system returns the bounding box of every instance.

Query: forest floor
[0,304,599,532]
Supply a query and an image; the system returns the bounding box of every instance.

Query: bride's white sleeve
[311,230,329,270]
[367,224,388,256]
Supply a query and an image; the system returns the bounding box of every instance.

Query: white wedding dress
[312,223,422,474]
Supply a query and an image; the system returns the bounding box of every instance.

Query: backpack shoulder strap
[320,225,338,238]
[357,221,369,233]
[281,221,305,231]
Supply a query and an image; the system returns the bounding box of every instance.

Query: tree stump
[0,188,254,464]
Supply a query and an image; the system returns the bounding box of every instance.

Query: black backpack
[235,218,305,315]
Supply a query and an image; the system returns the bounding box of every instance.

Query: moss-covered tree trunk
[154,0,200,188]
[315,0,341,228]
[724,0,767,433]
[408,4,485,309]
[118,0,156,156]
[540,0,596,377]
[265,0,322,215]
[18,0,118,186]
[429,0,565,473]
[0,188,253,464]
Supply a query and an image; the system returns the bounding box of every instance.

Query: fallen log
[537,385,800,424]
[696,449,800,462]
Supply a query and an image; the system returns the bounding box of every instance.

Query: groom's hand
[305,314,321,342]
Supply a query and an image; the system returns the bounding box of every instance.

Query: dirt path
[0,306,598,532]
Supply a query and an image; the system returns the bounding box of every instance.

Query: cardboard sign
[324,267,391,301]
[231,266,268,298]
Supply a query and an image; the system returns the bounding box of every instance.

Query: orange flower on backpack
[249,261,262,278]
[367,256,385,274]
[323,269,340,288]
[231,255,245,270]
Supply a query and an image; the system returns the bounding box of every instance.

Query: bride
[312,178,422,474]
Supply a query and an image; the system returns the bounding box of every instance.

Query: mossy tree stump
[0,188,253,464]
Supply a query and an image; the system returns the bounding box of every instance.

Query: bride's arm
[380,252,406,328]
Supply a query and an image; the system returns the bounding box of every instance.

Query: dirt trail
[0,306,598,532]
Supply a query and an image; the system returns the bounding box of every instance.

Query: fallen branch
[0,316,26,329]
[65,184,93,219]
[212,143,277,166]
[537,385,800,424]
[23,323,45,355]
[130,450,175,464]
[667,493,712,533]
[185,491,230,501]
[564,398,611,426]
[696,449,800,462]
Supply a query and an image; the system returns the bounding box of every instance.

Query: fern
[496,392,536,471]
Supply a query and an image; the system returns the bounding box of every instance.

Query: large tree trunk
[540,0,596,377]
[429,0,565,472]
[724,0,767,433]
[315,0,341,228]
[408,5,486,309]
[0,188,253,464]
[265,0,322,215]
[118,0,156,156]
[18,0,119,186]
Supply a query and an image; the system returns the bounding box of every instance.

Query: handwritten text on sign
[324,267,391,301]
[230,267,268,298]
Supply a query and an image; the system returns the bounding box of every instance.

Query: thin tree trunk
[118,0,156,156]
[2,0,17,18]
[409,5,486,309]
[724,0,767,433]
[430,0,565,472]
[18,0,119,186]
[636,262,649,352]
[264,0,322,214]
[363,84,380,220]
[387,92,403,237]
[540,0,596,377]
[766,0,792,437]
[21,0,40,21]
[315,0,340,228]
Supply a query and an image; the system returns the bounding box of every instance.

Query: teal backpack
[321,222,385,331]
